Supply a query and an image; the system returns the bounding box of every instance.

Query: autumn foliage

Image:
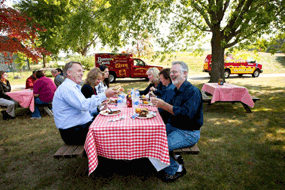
[0,0,50,63]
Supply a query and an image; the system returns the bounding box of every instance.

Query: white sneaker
[30,117,41,119]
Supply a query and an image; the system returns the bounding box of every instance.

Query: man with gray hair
[52,62,117,145]
[151,61,203,182]
[51,68,64,87]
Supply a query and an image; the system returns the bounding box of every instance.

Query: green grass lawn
[1,52,285,189]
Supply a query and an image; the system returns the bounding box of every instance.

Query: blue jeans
[163,123,200,176]
[31,97,52,118]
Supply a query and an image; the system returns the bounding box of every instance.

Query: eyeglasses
[170,70,179,74]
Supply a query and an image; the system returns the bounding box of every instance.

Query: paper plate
[100,109,121,116]
[137,111,156,119]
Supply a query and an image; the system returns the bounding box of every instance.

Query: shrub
[68,55,94,70]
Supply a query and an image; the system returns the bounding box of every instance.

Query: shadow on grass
[197,84,285,189]
[1,82,285,189]
[275,56,285,67]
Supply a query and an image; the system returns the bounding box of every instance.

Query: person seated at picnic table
[56,68,64,76]
[51,68,65,87]
[25,70,37,89]
[81,68,108,117]
[0,71,18,120]
[95,65,110,94]
[31,70,57,119]
[155,68,176,123]
[52,62,118,145]
[139,67,163,96]
[151,61,203,182]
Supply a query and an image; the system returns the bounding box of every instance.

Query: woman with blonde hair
[81,68,107,116]
[95,65,109,94]
[139,67,163,96]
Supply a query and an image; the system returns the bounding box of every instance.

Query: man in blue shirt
[151,61,203,182]
[52,62,117,145]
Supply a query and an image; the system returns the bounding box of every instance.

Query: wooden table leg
[241,102,252,113]
[75,157,88,177]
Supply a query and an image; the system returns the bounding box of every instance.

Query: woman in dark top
[140,67,162,96]
[0,71,17,120]
[81,68,105,116]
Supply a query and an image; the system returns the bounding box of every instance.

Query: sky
[3,0,15,7]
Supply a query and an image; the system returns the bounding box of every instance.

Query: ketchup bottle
[126,94,132,107]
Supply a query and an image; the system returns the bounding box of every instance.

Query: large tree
[15,0,72,67]
[15,0,130,59]
[112,0,283,82]
[0,0,49,62]
[61,0,125,56]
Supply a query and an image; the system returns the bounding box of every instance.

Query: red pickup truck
[95,53,163,82]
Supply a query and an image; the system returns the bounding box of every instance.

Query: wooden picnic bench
[53,144,87,176]
[202,91,260,113]
[53,143,200,176]
[0,105,6,112]
[36,103,53,117]
[172,143,200,155]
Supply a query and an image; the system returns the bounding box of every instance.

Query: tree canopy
[109,0,284,82]
[15,0,133,59]
[14,0,72,67]
[0,0,49,62]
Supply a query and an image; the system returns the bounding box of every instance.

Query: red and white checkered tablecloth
[202,83,255,107]
[6,89,35,112]
[84,105,170,176]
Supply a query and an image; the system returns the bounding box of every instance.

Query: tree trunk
[82,47,88,56]
[27,58,30,70]
[210,29,225,83]
[42,54,47,68]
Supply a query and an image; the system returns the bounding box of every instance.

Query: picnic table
[84,105,170,176]
[202,83,260,113]
[6,89,35,112]
[5,89,53,116]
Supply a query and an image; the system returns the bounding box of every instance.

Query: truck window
[134,59,145,66]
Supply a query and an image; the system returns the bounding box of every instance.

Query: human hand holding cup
[151,97,165,108]
[150,87,156,91]
[105,88,118,98]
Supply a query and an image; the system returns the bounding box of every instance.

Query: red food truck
[95,53,163,82]
[203,54,263,78]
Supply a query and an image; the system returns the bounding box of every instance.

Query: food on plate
[109,99,118,104]
[142,95,146,98]
[138,108,149,117]
[143,101,149,105]
[109,110,121,114]
[101,109,121,115]
[135,108,141,114]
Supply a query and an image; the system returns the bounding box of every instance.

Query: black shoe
[159,166,187,183]
[175,155,184,165]
[2,111,8,120]
[2,111,15,120]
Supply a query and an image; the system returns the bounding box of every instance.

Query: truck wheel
[108,72,116,83]
[224,69,230,78]
[252,69,260,77]
[238,74,243,77]
[209,72,211,76]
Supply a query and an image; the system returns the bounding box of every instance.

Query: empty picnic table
[202,83,260,113]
